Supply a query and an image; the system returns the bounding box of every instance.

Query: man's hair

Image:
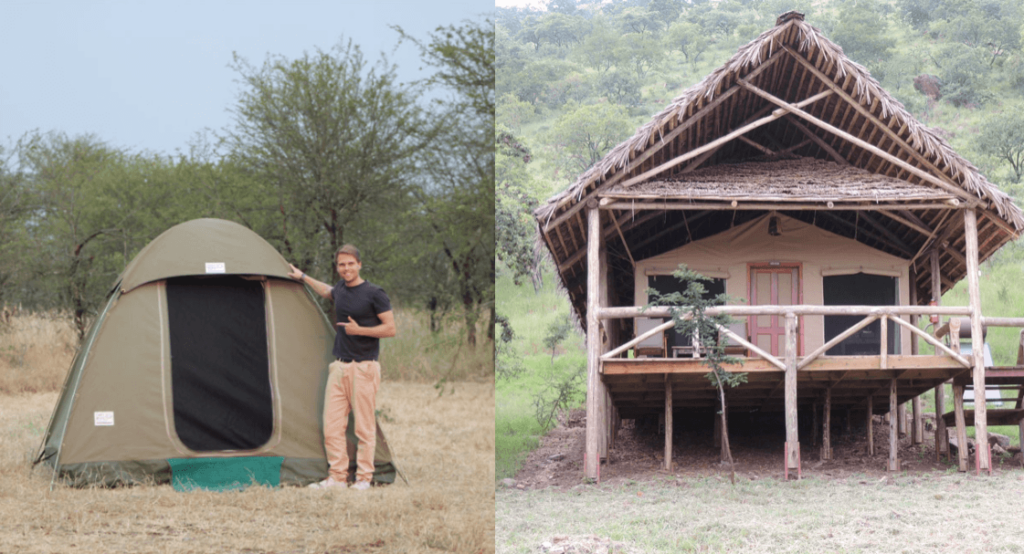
[335,244,360,262]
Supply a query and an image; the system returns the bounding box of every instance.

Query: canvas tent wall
[634,212,912,356]
[34,218,397,488]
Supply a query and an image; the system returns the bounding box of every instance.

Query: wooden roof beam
[621,89,835,188]
[781,46,979,205]
[541,49,790,232]
[737,79,981,208]
[784,116,849,166]
[875,210,933,239]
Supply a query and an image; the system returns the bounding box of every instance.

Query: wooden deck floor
[603,355,970,418]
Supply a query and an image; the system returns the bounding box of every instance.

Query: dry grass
[382,309,493,383]
[497,473,1024,553]
[0,311,495,553]
[2,382,494,553]
[0,311,77,395]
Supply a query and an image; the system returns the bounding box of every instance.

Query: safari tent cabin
[535,12,1024,479]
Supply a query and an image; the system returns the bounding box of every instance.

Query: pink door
[749,266,801,357]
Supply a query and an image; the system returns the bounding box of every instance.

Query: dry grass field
[0,312,495,554]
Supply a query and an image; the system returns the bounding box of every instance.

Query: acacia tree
[16,132,166,338]
[396,18,495,349]
[223,42,426,280]
[646,266,747,484]
[0,144,29,307]
[979,107,1024,183]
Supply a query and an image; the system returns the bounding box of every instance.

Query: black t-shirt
[331,280,392,361]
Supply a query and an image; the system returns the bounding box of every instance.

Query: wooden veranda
[534,13,1024,480]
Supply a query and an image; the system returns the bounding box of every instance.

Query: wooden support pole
[823,388,832,460]
[889,379,899,472]
[880,316,888,370]
[812,401,819,448]
[585,205,601,480]
[964,209,990,471]
[867,395,875,456]
[665,374,673,471]
[912,397,923,445]
[931,249,948,458]
[953,381,968,472]
[898,403,907,437]
[1019,418,1024,464]
[950,318,968,471]
[909,274,924,446]
[785,313,799,469]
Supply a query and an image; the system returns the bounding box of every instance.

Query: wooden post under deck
[784,313,799,470]
[822,387,832,460]
[897,404,907,437]
[950,318,968,471]
[867,395,874,456]
[931,249,948,458]
[909,270,923,445]
[889,379,899,471]
[964,209,990,471]
[664,374,672,471]
[584,205,603,480]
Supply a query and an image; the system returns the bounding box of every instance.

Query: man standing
[288,244,396,490]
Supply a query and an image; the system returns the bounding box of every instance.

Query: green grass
[497,473,1024,553]
[495,267,586,480]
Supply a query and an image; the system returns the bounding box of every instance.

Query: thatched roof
[534,11,1023,321]
[603,157,957,204]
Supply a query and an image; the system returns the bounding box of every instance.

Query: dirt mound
[512,412,1012,490]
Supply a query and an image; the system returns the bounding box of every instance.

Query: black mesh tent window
[166,276,273,452]
[823,273,899,356]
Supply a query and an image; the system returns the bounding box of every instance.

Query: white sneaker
[350,480,371,491]
[308,477,347,490]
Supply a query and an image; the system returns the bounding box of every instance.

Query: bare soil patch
[511,409,1019,490]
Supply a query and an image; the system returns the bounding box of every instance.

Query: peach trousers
[323,359,380,483]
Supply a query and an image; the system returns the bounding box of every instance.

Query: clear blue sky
[0,0,493,156]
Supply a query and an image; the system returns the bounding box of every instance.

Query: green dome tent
[34,218,399,490]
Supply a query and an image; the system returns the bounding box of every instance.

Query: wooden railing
[599,304,974,369]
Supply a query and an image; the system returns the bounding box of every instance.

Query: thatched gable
[535,11,1023,321]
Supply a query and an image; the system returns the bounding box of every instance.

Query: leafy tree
[549,0,578,15]
[649,0,683,24]
[495,313,524,381]
[646,265,748,483]
[598,69,643,107]
[496,129,544,292]
[617,6,662,37]
[550,103,634,173]
[397,18,495,348]
[543,312,572,364]
[16,132,167,337]
[222,41,426,282]
[932,44,992,107]
[666,20,711,70]
[496,92,536,133]
[572,18,623,74]
[536,13,589,52]
[829,0,895,68]
[979,106,1024,183]
[619,32,666,81]
[0,143,29,307]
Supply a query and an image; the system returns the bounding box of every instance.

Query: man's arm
[336,310,397,338]
[287,263,333,300]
